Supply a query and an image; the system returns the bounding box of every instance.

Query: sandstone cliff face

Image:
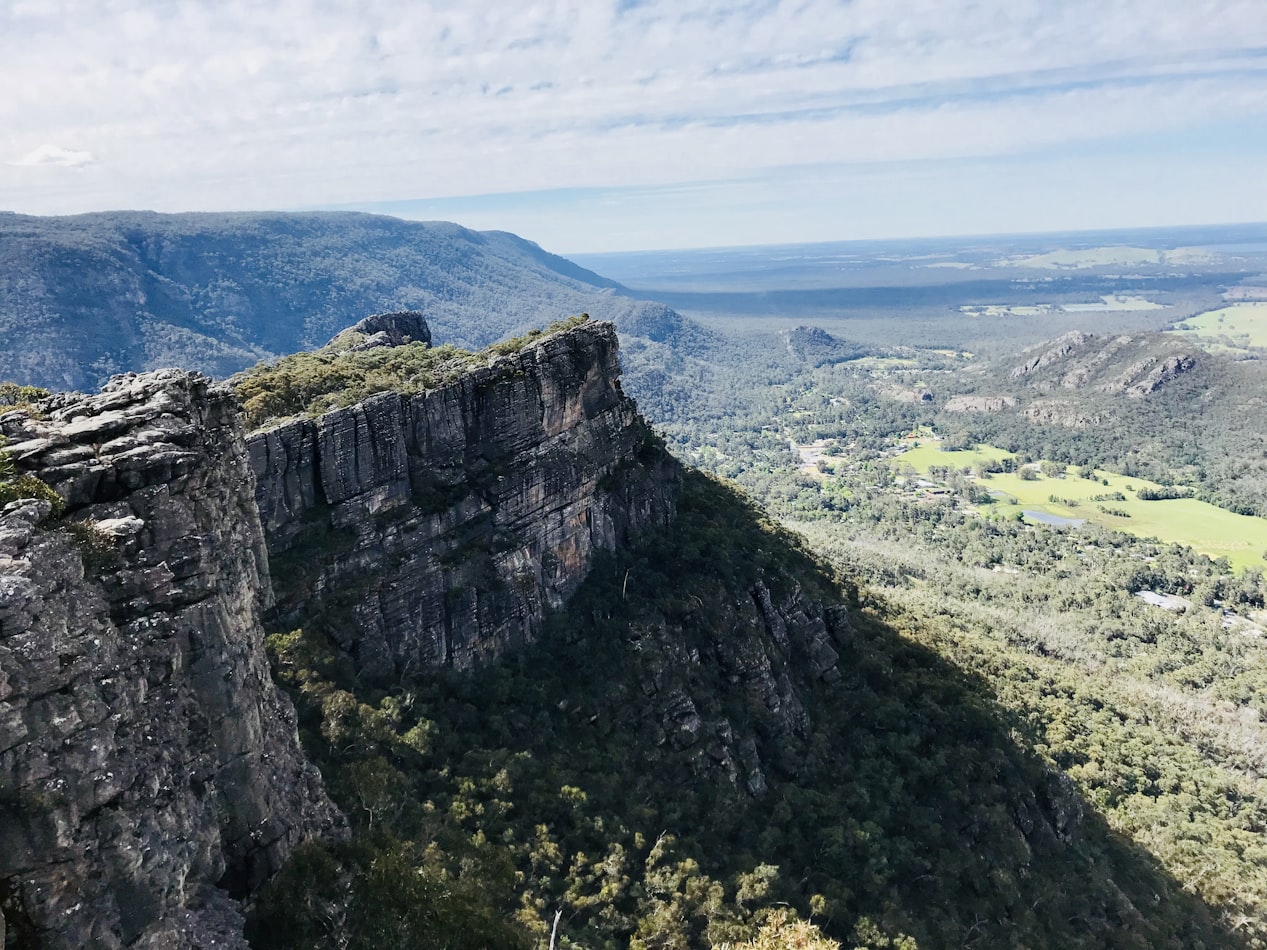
[248,322,679,679]
[0,372,343,949]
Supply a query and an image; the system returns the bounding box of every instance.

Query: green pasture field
[896,441,1267,570]
[1170,302,1267,350]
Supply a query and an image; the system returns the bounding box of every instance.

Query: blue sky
[2,1,1266,252]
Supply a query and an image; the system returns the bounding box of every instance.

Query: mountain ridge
[0,317,1248,948]
[0,210,675,393]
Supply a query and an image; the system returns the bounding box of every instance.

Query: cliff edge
[0,372,344,949]
[248,320,680,678]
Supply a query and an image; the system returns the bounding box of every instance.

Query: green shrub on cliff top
[1,383,63,515]
[232,313,592,429]
[0,382,51,408]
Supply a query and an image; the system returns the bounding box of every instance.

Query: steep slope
[254,471,1241,949]
[245,319,678,679]
[0,372,343,948]
[0,211,674,392]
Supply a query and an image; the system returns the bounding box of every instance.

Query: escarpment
[0,318,680,948]
[0,372,344,949]
[247,320,680,679]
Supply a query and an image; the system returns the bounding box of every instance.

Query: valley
[4,215,1267,948]
[588,223,1267,946]
[889,439,1267,571]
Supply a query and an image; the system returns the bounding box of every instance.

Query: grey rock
[942,394,1017,413]
[617,575,851,797]
[0,371,344,949]
[249,321,679,678]
[1009,331,1092,379]
[332,311,433,351]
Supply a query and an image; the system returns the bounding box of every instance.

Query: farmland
[1170,302,1267,351]
[896,440,1267,571]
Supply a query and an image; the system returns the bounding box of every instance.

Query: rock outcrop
[587,570,848,800]
[1006,332,1198,397]
[1009,331,1092,381]
[942,394,1017,413]
[1108,352,1197,397]
[0,372,344,949]
[0,319,680,947]
[329,310,432,351]
[248,321,679,679]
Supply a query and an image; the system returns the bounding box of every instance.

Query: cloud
[10,144,96,168]
[0,0,1264,245]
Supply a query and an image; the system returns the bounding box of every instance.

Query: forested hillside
[639,317,1267,946]
[248,471,1240,949]
[0,211,684,391]
[932,332,1267,517]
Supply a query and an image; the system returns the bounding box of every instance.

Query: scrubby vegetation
[232,313,591,428]
[0,442,62,511]
[0,388,62,512]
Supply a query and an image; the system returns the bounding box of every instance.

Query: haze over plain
[3,0,1267,252]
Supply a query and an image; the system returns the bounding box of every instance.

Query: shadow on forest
[258,470,1248,949]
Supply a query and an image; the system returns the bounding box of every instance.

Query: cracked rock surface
[0,371,343,949]
[250,321,679,678]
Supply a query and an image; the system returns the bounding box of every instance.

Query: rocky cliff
[0,318,679,948]
[247,320,679,679]
[0,372,344,949]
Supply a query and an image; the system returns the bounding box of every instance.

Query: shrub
[233,314,593,428]
[0,437,63,515]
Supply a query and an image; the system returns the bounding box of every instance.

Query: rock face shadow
[385,470,1249,949]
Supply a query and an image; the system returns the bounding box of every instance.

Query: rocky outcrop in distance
[248,320,680,679]
[1006,331,1199,398]
[0,372,345,949]
[781,325,869,367]
[1009,331,1093,381]
[329,310,433,351]
[942,394,1017,413]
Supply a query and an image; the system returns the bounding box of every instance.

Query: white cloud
[10,144,96,168]
[0,0,1264,245]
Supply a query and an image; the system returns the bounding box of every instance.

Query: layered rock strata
[249,321,679,678]
[0,372,343,949]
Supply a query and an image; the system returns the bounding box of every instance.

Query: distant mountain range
[0,210,686,391]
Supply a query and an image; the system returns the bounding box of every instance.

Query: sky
[2,0,1266,253]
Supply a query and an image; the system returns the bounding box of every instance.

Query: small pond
[1022,510,1085,527]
